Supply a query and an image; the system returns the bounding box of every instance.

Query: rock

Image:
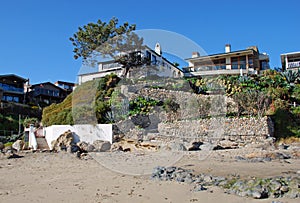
[187,141,203,151]
[269,180,282,191]
[280,185,289,193]
[203,175,213,183]
[168,142,187,151]
[266,152,291,160]
[131,114,151,128]
[51,130,75,152]
[12,140,25,152]
[4,146,17,155]
[218,140,238,149]
[66,144,80,153]
[199,143,215,151]
[285,189,299,198]
[77,141,95,152]
[0,142,4,151]
[194,184,207,192]
[112,125,125,142]
[251,191,262,199]
[7,153,23,159]
[93,140,111,152]
[235,156,246,161]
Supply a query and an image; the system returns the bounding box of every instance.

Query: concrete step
[36,137,50,150]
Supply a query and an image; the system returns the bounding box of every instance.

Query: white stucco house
[78,43,184,84]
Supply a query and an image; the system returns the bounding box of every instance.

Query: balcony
[288,61,300,69]
[34,88,60,97]
[0,83,24,93]
[183,63,250,77]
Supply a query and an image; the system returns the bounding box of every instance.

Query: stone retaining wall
[157,116,274,145]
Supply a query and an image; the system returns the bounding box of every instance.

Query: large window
[212,58,226,70]
[231,56,246,69]
[231,57,239,69]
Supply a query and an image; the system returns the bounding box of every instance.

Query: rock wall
[157,116,274,146]
[138,88,236,120]
[117,86,274,146]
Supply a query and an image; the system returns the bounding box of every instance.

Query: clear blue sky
[0,0,299,84]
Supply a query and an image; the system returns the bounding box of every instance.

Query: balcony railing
[288,61,300,69]
[184,63,250,73]
[34,88,60,97]
[0,83,24,93]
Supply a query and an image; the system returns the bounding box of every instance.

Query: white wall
[44,124,112,150]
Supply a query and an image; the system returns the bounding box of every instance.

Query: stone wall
[157,116,274,146]
[138,88,237,120]
[116,86,274,146]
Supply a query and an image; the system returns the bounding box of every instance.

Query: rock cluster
[151,166,300,199]
[51,130,111,155]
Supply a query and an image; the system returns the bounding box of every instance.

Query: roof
[280,51,300,56]
[186,49,256,61]
[55,81,76,86]
[0,74,27,82]
[31,82,65,91]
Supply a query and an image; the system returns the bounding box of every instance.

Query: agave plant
[281,69,299,85]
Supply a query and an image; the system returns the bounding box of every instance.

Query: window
[145,51,151,65]
[239,56,246,69]
[231,56,246,69]
[231,57,239,69]
[152,55,157,65]
[248,55,254,69]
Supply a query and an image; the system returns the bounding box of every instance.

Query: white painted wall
[78,69,123,84]
[44,124,112,150]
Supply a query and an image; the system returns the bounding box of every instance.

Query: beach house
[280,51,300,71]
[183,44,270,77]
[78,43,183,84]
[0,74,27,103]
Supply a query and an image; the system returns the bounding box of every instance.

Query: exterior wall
[44,124,112,149]
[79,69,123,84]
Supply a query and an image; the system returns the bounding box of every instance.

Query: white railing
[288,61,300,69]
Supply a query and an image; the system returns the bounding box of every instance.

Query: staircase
[36,137,50,150]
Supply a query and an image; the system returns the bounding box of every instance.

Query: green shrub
[129,96,159,116]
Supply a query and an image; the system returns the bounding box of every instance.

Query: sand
[0,148,299,203]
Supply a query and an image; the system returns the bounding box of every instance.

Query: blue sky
[0,0,299,84]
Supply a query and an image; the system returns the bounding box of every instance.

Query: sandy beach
[1,146,299,203]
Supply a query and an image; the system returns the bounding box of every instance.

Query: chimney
[225,44,231,53]
[155,43,162,55]
[192,52,200,58]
